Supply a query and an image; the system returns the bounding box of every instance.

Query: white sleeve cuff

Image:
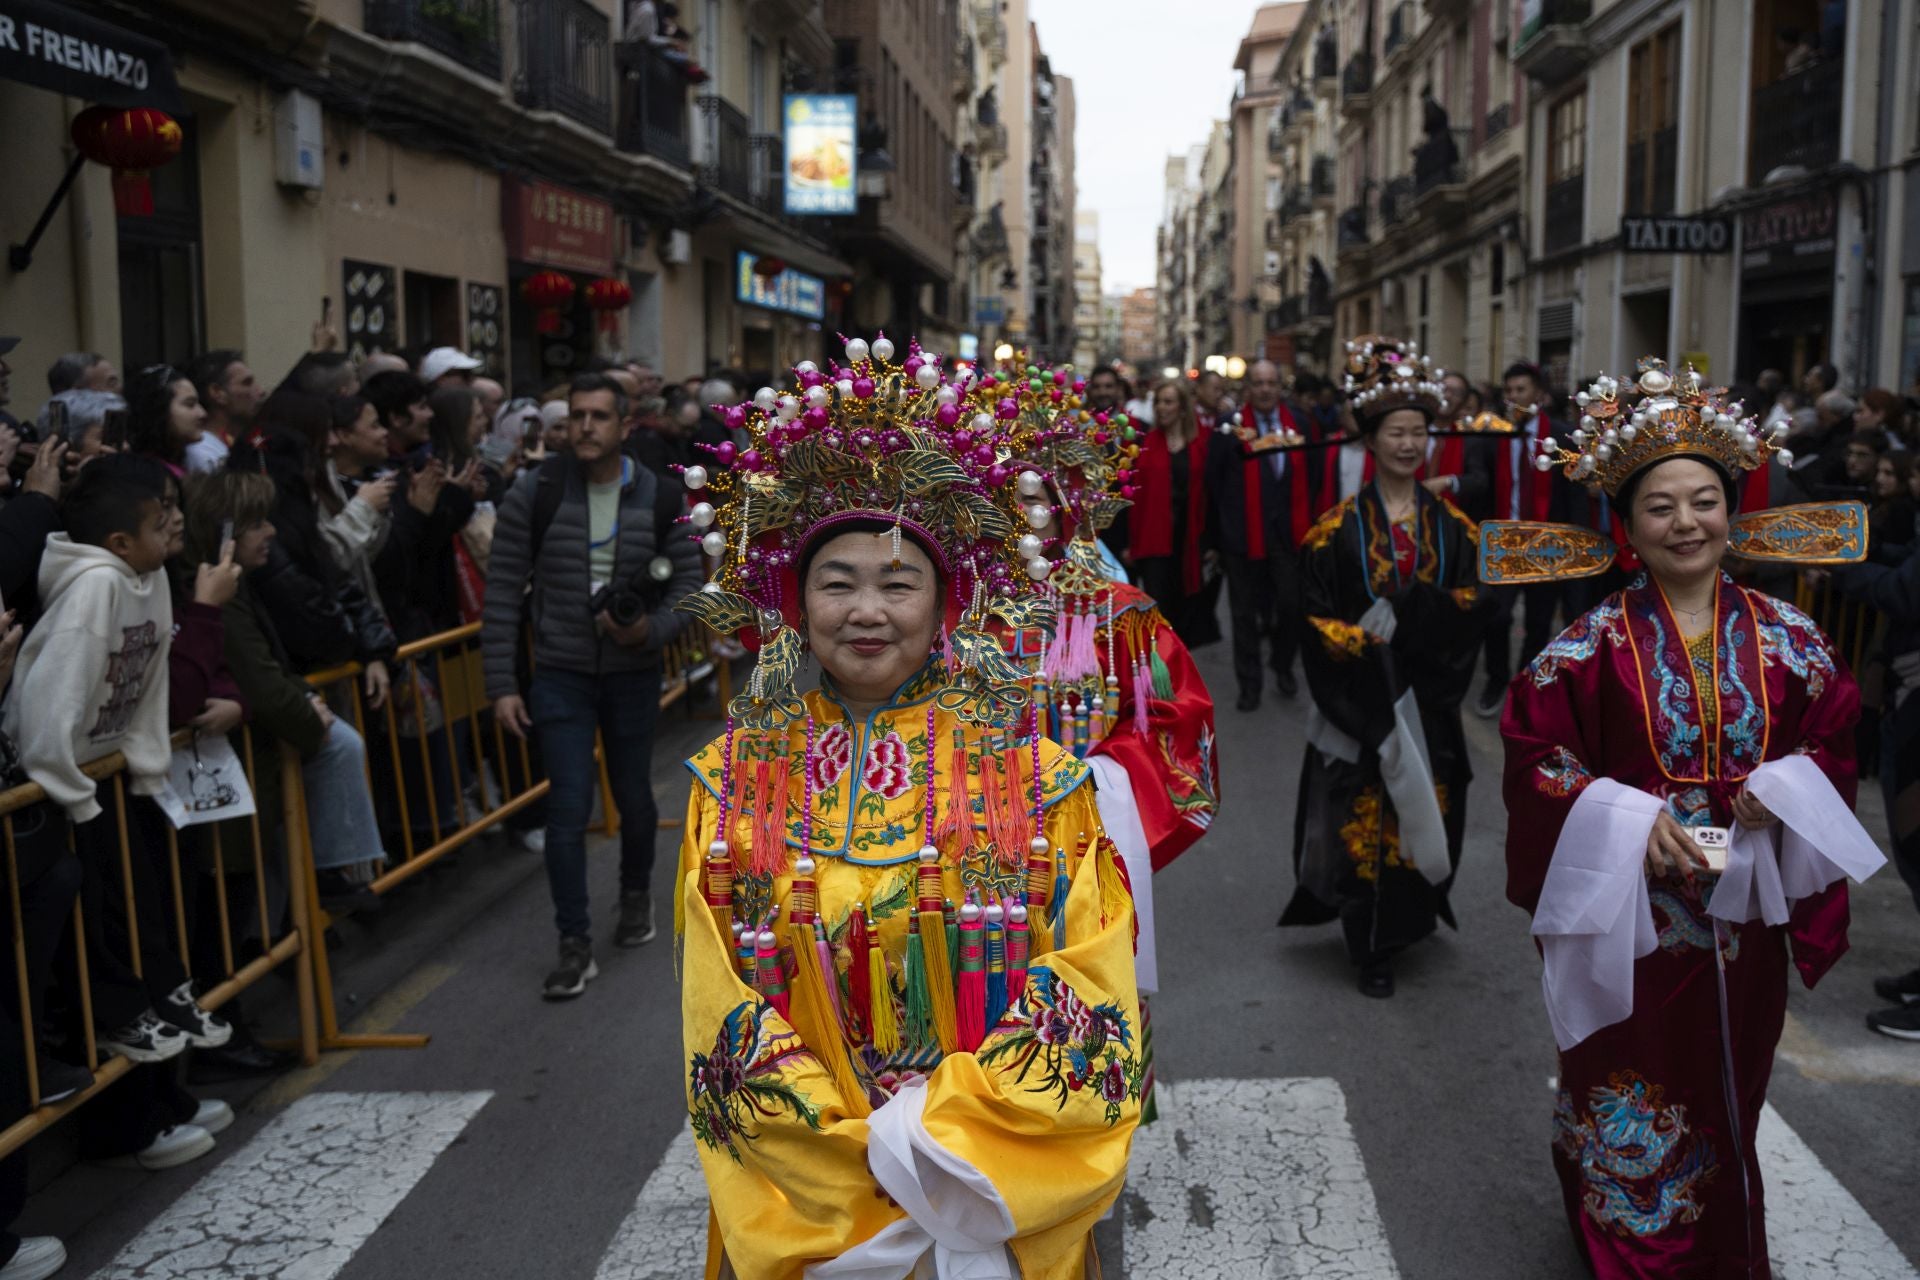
[1709,754,1887,925]
[1087,754,1158,995]
[849,1079,1015,1278]
[1530,779,1664,1050]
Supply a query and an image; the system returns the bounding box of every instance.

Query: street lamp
[1224,355,1248,379]
[993,342,1015,362]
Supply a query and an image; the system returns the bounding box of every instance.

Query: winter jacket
[0,491,61,629]
[319,462,394,611]
[3,535,173,822]
[480,455,702,700]
[249,536,397,675]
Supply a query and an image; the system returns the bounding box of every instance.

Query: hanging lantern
[521,270,577,335]
[70,105,183,218]
[583,276,633,336]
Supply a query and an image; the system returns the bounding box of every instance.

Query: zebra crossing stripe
[1118,1077,1402,1279]
[87,1091,491,1280]
[1758,1104,1917,1280]
[594,1128,710,1280]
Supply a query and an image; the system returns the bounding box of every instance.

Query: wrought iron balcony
[1280,190,1312,226]
[1341,53,1373,116]
[1543,174,1584,255]
[1484,101,1510,142]
[1311,154,1335,200]
[1513,0,1592,83]
[616,43,690,168]
[952,35,974,102]
[365,0,502,79]
[1276,294,1305,329]
[1380,175,1416,227]
[1749,61,1841,181]
[695,95,752,201]
[1336,203,1368,250]
[1384,2,1413,59]
[1268,125,1286,157]
[515,0,611,134]
[976,3,1007,65]
[979,121,1008,161]
[1312,28,1338,82]
[1413,128,1468,196]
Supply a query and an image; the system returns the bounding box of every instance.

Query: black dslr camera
[590,555,676,627]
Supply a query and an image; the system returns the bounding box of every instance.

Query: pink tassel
[1133,654,1153,738]
[955,896,987,1052]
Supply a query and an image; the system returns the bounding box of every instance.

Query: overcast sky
[1029,0,1256,294]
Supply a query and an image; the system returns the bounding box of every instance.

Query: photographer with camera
[481,373,701,999]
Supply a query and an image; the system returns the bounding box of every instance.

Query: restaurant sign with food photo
[783,93,857,216]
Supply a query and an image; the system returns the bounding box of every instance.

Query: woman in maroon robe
[1501,360,1880,1278]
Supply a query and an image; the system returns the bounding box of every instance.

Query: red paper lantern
[584,276,634,335]
[521,270,577,335]
[70,105,183,218]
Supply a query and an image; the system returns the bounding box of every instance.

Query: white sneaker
[109,1123,215,1171]
[514,828,546,854]
[192,1098,234,1136]
[0,1236,66,1280]
[160,982,233,1049]
[99,1011,190,1064]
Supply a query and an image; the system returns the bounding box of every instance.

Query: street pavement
[19,628,1920,1279]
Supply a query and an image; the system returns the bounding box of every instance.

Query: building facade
[1072,209,1103,368]
[1229,3,1307,361]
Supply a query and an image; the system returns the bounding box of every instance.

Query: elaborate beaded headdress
[675,334,1052,727]
[1537,357,1785,498]
[1341,334,1447,426]
[972,355,1141,592]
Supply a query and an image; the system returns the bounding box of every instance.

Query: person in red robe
[1127,378,1219,649]
[1500,359,1885,1278]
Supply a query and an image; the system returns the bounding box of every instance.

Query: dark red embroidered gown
[1501,573,1857,1278]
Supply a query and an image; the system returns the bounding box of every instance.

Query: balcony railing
[1280,191,1312,226]
[1512,0,1592,81]
[1749,61,1841,180]
[516,0,611,134]
[1384,2,1413,58]
[1311,154,1335,199]
[976,3,1007,64]
[1413,128,1468,195]
[1543,174,1584,254]
[616,43,690,169]
[1380,175,1415,226]
[952,34,974,102]
[365,0,502,79]
[1342,52,1373,101]
[1307,273,1332,319]
[1484,101,1510,141]
[1268,125,1286,156]
[1276,294,1305,329]
[696,95,752,201]
[979,121,1008,160]
[1312,30,1338,81]
[1337,203,1368,249]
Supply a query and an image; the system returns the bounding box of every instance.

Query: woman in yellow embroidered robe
[676,664,1141,1280]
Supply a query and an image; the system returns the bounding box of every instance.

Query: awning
[0,0,182,112]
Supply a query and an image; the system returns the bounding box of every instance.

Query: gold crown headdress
[1341,334,1447,425]
[968,354,1141,593]
[675,334,1052,727]
[1538,357,1786,497]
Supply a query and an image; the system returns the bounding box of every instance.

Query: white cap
[539,400,571,429]
[420,346,483,384]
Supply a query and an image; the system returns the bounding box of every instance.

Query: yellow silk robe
[676,669,1141,1279]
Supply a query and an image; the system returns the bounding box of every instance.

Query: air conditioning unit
[273,90,324,190]
[663,230,693,265]
[1264,251,1281,276]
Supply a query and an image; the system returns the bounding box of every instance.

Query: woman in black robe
[1279,336,1495,997]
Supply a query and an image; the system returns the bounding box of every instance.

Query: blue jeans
[529,667,662,941]
[304,719,387,871]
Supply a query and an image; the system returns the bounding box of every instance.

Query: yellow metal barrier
[0,730,318,1160]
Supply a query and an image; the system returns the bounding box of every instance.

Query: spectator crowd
[0,333,732,1280]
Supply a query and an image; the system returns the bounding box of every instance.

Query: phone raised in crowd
[102,408,130,450]
[45,399,67,441]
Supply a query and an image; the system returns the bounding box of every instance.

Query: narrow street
[20,634,1919,1280]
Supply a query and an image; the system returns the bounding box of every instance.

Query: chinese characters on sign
[783,94,858,216]
[735,252,825,320]
[502,177,615,275]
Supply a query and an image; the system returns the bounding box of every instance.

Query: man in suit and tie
[1476,361,1583,716]
[1209,359,1310,711]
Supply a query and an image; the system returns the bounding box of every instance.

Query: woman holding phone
[1500,360,1883,1277]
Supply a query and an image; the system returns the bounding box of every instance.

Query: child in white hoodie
[3,457,189,1066]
